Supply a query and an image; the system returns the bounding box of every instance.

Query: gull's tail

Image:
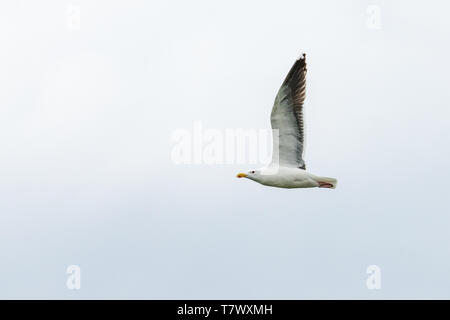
[315,176,337,189]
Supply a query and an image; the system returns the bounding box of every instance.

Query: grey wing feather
[270,53,307,169]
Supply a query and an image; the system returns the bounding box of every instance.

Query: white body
[246,167,336,189]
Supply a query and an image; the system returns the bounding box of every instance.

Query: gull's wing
[270,54,307,169]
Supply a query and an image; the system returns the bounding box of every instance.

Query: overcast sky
[1,0,450,299]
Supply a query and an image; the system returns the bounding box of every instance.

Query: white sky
[1,0,450,298]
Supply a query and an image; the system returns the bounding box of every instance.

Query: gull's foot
[318,182,334,188]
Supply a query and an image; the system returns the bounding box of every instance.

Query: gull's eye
[250,171,256,174]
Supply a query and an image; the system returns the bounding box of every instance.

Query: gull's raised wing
[270,54,307,169]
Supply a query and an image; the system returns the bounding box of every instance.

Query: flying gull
[236,54,337,189]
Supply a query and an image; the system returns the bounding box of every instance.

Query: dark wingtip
[281,52,308,86]
[296,52,307,71]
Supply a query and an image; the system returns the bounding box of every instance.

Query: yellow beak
[236,173,247,178]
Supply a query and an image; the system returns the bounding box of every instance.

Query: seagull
[236,54,337,189]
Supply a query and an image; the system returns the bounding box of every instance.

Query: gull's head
[236,170,258,180]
